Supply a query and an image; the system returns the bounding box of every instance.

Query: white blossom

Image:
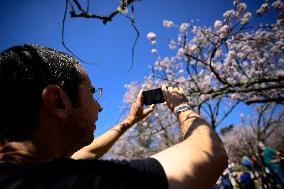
[223,10,235,19]
[236,3,247,17]
[256,3,269,15]
[231,93,239,100]
[147,32,156,41]
[272,0,284,9]
[185,44,197,54]
[177,35,183,44]
[177,48,185,57]
[237,3,247,12]
[219,25,230,35]
[151,40,157,45]
[243,11,252,19]
[151,49,158,54]
[163,20,174,27]
[216,49,222,57]
[142,122,148,127]
[233,0,240,6]
[169,39,177,50]
[214,20,223,30]
[179,22,190,32]
[117,4,128,14]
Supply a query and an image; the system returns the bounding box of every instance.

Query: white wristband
[175,104,191,117]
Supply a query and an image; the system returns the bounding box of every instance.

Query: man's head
[258,142,265,151]
[0,44,101,150]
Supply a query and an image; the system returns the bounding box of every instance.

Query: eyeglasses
[91,87,103,101]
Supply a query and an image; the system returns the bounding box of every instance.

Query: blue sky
[0,0,277,135]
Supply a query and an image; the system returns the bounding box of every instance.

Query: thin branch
[62,0,97,64]
[262,103,278,133]
[190,76,284,97]
[201,102,211,119]
[86,0,90,13]
[246,97,284,105]
[124,7,140,71]
[215,101,240,127]
[70,0,135,25]
[185,58,201,92]
[213,98,222,117]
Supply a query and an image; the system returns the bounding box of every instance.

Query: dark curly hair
[0,44,84,141]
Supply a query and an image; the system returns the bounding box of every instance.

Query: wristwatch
[175,104,191,117]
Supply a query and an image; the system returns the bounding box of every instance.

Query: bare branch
[246,97,284,105]
[69,0,135,25]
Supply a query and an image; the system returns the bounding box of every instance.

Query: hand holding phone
[142,88,165,105]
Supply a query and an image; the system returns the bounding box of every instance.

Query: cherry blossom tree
[222,103,284,160]
[147,0,284,106]
[105,0,284,159]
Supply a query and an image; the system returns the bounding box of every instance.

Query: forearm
[71,119,132,160]
[152,108,227,189]
[271,159,280,163]
[176,105,207,137]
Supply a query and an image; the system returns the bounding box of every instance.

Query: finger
[178,87,184,94]
[136,89,143,107]
[168,86,173,92]
[161,84,168,99]
[143,104,155,115]
[162,84,167,92]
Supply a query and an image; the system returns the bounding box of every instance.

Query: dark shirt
[0,158,168,189]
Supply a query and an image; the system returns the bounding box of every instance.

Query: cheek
[72,109,95,145]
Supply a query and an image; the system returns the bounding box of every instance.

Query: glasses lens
[94,88,102,101]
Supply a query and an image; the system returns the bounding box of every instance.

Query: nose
[95,100,103,112]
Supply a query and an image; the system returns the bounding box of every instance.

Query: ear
[41,85,71,119]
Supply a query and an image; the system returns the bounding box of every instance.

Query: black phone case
[142,88,165,105]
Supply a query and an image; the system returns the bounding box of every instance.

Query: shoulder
[264,147,276,154]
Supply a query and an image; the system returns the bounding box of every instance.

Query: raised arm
[151,85,228,189]
[71,90,155,160]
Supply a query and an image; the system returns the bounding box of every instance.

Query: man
[0,44,228,189]
[258,142,284,187]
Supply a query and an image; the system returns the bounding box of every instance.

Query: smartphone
[142,88,165,105]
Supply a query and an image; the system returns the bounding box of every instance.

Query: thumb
[143,104,155,115]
